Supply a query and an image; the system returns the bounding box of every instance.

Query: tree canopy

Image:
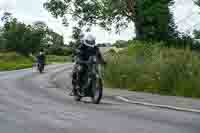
[0,12,65,55]
[44,0,178,41]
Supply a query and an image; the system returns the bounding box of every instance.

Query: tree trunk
[134,15,144,40]
[127,0,146,40]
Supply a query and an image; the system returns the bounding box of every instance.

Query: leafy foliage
[0,52,34,71]
[195,0,200,7]
[68,26,84,57]
[193,29,200,39]
[0,12,65,55]
[104,41,200,98]
[44,0,178,41]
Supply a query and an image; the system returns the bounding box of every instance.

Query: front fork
[72,64,98,96]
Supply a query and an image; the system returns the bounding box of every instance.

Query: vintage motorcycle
[37,62,44,73]
[72,56,103,104]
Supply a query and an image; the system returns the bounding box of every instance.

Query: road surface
[0,64,199,133]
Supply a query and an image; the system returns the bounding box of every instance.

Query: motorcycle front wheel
[74,94,82,102]
[39,67,43,73]
[91,78,103,104]
[38,64,44,73]
[73,87,82,102]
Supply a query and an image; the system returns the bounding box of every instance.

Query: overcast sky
[0,0,200,43]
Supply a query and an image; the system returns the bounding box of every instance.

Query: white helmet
[39,51,43,55]
[83,34,96,47]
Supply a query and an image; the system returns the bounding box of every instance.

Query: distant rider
[36,50,46,67]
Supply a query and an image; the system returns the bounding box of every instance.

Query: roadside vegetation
[104,41,200,98]
[46,55,72,64]
[1,0,200,99]
[0,13,72,71]
[0,52,71,71]
[0,52,34,71]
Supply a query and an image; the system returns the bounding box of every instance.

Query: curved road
[0,64,199,133]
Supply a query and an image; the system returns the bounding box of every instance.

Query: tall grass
[104,41,200,98]
[0,52,72,71]
[46,55,72,64]
[0,52,34,71]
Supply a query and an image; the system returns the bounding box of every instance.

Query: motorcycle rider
[71,34,106,96]
[36,49,46,69]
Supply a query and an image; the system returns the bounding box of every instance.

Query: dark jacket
[37,54,45,64]
[75,44,105,64]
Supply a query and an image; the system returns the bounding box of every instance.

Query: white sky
[0,0,200,43]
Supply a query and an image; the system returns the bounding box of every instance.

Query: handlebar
[75,56,106,65]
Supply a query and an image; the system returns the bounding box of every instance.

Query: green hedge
[0,52,72,71]
[104,41,200,98]
[0,52,34,71]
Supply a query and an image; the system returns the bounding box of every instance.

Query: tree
[32,21,48,49]
[0,11,66,55]
[113,40,128,48]
[192,29,200,50]
[46,29,66,55]
[193,30,200,39]
[44,0,177,41]
[1,19,38,54]
[72,26,84,45]
[68,26,84,49]
[194,0,200,39]
[0,27,6,50]
[67,26,84,57]
[47,29,64,47]
[33,21,48,30]
[0,13,47,55]
[195,0,200,7]
[1,12,12,23]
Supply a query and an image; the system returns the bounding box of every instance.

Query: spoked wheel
[74,94,82,102]
[73,71,82,102]
[39,68,43,73]
[73,88,82,102]
[91,78,103,104]
[38,64,44,73]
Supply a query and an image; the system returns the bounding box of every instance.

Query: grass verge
[0,52,72,71]
[104,41,200,98]
[0,52,33,71]
[46,55,72,64]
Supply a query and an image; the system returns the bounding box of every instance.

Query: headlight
[77,65,82,71]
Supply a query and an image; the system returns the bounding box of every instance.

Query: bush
[0,52,72,71]
[0,52,34,71]
[46,55,72,64]
[48,47,72,56]
[104,41,200,98]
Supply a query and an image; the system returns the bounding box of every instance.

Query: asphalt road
[0,64,199,133]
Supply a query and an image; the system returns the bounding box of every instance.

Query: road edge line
[115,96,200,114]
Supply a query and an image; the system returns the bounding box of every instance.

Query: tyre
[91,78,103,104]
[38,64,44,73]
[39,68,43,73]
[73,88,82,102]
[74,95,82,101]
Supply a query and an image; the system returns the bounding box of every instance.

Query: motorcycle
[72,56,103,104]
[37,62,44,73]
